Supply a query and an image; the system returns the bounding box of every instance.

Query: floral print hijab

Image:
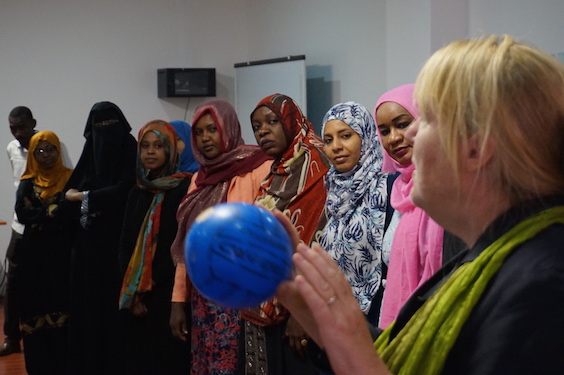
[320,101,388,314]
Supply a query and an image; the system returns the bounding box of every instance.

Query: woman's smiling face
[376,101,415,166]
[33,140,59,170]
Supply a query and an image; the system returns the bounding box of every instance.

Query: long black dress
[15,179,71,375]
[60,102,137,375]
[117,178,191,375]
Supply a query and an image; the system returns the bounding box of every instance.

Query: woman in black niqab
[72,101,133,189]
[61,101,137,375]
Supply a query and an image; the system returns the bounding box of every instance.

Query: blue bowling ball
[185,202,293,309]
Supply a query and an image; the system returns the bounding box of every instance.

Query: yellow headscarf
[21,131,73,200]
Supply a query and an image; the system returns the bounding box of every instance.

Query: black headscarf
[67,101,134,190]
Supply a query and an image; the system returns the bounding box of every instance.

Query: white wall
[0,0,250,258]
[384,1,432,91]
[469,0,564,53]
[245,0,388,130]
[0,0,563,260]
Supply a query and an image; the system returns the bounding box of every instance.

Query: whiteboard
[235,55,306,144]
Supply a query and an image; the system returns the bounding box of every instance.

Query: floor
[0,299,26,375]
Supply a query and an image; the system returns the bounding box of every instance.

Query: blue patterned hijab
[320,101,388,314]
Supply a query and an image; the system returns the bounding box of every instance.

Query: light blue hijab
[169,120,199,174]
[320,101,388,314]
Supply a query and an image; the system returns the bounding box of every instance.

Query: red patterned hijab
[241,94,330,326]
[170,99,271,264]
[252,94,330,246]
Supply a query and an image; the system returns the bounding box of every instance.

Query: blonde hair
[415,35,564,202]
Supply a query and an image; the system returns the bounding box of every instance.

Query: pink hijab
[374,84,444,329]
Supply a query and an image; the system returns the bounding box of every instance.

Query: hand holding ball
[185,203,293,309]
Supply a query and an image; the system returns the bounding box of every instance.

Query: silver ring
[327,296,337,304]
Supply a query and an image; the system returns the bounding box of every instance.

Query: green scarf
[375,205,564,375]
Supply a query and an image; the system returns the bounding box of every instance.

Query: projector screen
[235,55,306,144]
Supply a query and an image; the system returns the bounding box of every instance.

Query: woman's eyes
[252,119,279,132]
[140,143,163,149]
[379,122,411,136]
[397,121,412,129]
[323,133,351,144]
[194,126,217,135]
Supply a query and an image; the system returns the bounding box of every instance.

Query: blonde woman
[276,35,564,375]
